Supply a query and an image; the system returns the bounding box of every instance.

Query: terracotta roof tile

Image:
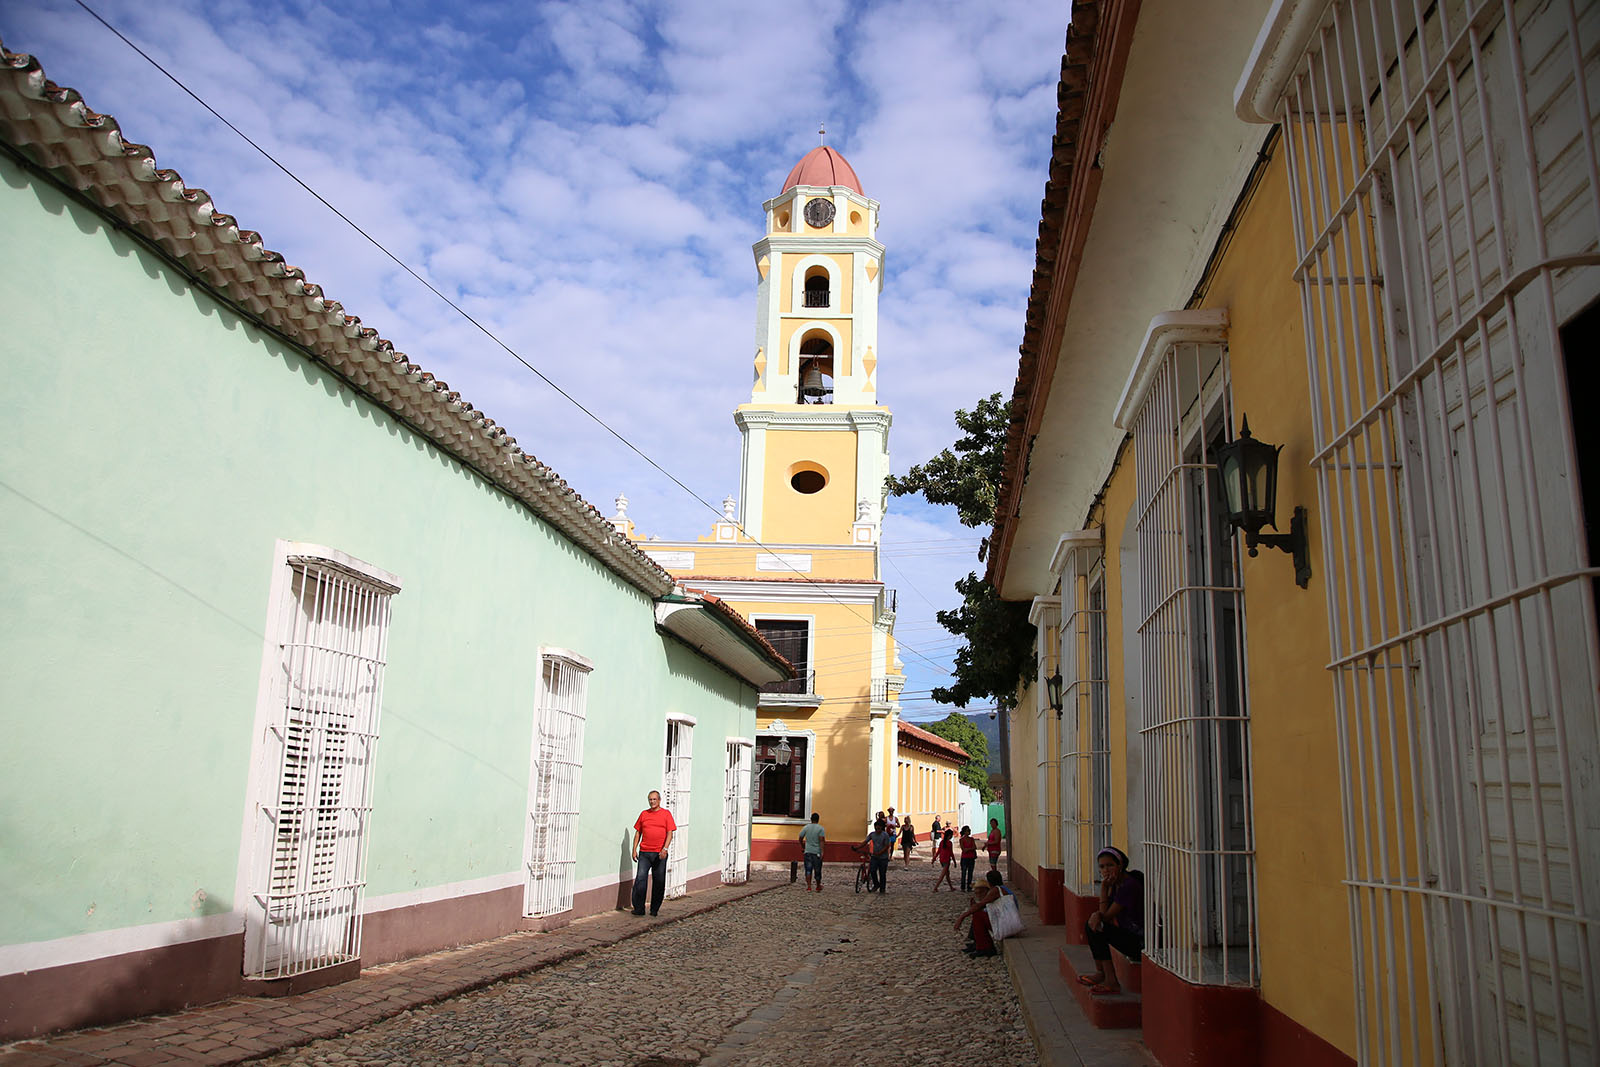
[898,721,970,763]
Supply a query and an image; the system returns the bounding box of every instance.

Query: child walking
[932,828,957,891]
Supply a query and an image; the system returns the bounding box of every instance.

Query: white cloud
[1,0,1065,706]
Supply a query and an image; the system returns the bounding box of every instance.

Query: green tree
[921,712,995,803]
[887,393,1035,713]
[884,392,1010,528]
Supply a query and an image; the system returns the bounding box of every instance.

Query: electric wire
[65,0,966,681]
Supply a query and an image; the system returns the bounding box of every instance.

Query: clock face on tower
[803,197,835,228]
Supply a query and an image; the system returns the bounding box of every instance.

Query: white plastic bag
[986,893,1024,940]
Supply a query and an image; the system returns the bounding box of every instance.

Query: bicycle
[854,848,872,893]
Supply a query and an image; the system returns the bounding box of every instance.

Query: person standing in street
[631,790,676,916]
[986,818,1004,870]
[958,825,978,891]
[864,817,896,893]
[798,812,826,891]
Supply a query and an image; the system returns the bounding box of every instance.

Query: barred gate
[723,740,752,884]
[246,549,397,980]
[1125,331,1258,988]
[523,653,590,918]
[664,719,694,898]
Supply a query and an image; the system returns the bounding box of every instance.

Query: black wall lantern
[1215,415,1312,588]
[1046,669,1065,718]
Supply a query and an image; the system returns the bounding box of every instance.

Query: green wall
[0,155,754,949]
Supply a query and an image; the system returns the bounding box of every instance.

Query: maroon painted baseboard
[1064,890,1097,944]
[0,931,247,1042]
[1257,997,1354,1066]
[1010,862,1037,901]
[1141,960,1260,1067]
[1036,866,1065,925]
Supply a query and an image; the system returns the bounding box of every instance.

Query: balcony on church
[759,668,817,703]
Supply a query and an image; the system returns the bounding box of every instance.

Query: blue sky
[1,0,1065,718]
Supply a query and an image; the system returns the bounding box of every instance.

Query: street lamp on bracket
[1214,415,1312,588]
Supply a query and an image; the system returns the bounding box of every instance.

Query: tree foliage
[887,392,1035,714]
[884,392,1010,528]
[921,712,996,803]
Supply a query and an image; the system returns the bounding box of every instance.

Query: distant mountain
[905,709,1001,759]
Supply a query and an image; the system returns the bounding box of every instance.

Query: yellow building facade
[618,146,910,862]
[990,2,1597,1065]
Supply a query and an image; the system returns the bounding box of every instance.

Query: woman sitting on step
[953,869,1008,958]
[1077,846,1144,996]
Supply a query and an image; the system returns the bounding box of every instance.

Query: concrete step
[1060,943,1142,1030]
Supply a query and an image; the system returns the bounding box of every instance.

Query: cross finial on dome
[818,121,826,145]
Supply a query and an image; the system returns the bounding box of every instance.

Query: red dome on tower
[780,146,863,196]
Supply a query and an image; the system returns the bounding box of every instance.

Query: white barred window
[1243,0,1600,1060]
[722,740,753,884]
[244,544,399,980]
[663,717,694,899]
[523,650,591,918]
[1031,595,1063,876]
[1055,531,1109,898]
[1117,313,1257,987]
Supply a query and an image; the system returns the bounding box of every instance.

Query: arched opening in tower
[797,333,834,405]
[803,269,830,309]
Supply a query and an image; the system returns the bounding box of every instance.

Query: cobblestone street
[255,873,1035,1067]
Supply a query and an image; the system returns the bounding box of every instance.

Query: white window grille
[1125,330,1258,987]
[244,546,398,980]
[1032,596,1063,874]
[1254,1,1600,1060]
[663,717,694,899]
[1057,531,1110,898]
[723,740,753,884]
[522,650,591,918]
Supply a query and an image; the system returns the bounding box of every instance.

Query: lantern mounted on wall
[1215,415,1312,588]
[1046,669,1065,718]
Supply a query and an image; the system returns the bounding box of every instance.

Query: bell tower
[736,141,891,545]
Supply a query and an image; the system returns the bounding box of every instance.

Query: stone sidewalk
[0,867,1154,1066]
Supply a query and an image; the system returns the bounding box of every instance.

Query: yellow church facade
[617,146,911,862]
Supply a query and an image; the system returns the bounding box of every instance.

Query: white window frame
[239,541,400,981]
[662,714,695,899]
[522,648,592,918]
[1118,313,1258,988]
[722,739,754,884]
[1246,1,1600,1060]
[751,723,817,825]
[752,613,818,704]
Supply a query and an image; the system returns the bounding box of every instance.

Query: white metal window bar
[523,652,591,918]
[245,551,397,980]
[1262,1,1600,1061]
[1058,532,1109,898]
[723,740,753,884]
[663,718,694,899]
[1033,597,1064,876]
[1129,337,1259,987]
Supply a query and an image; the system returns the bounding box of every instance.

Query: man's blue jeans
[803,852,823,884]
[632,851,668,915]
[870,853,889,893]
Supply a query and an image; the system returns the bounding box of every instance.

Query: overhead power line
[67,0,963,679]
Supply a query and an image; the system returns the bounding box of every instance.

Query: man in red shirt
[631,790,677,916]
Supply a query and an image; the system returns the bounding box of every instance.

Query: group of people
[929,818,1003,892]
[636,790,1144,991]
